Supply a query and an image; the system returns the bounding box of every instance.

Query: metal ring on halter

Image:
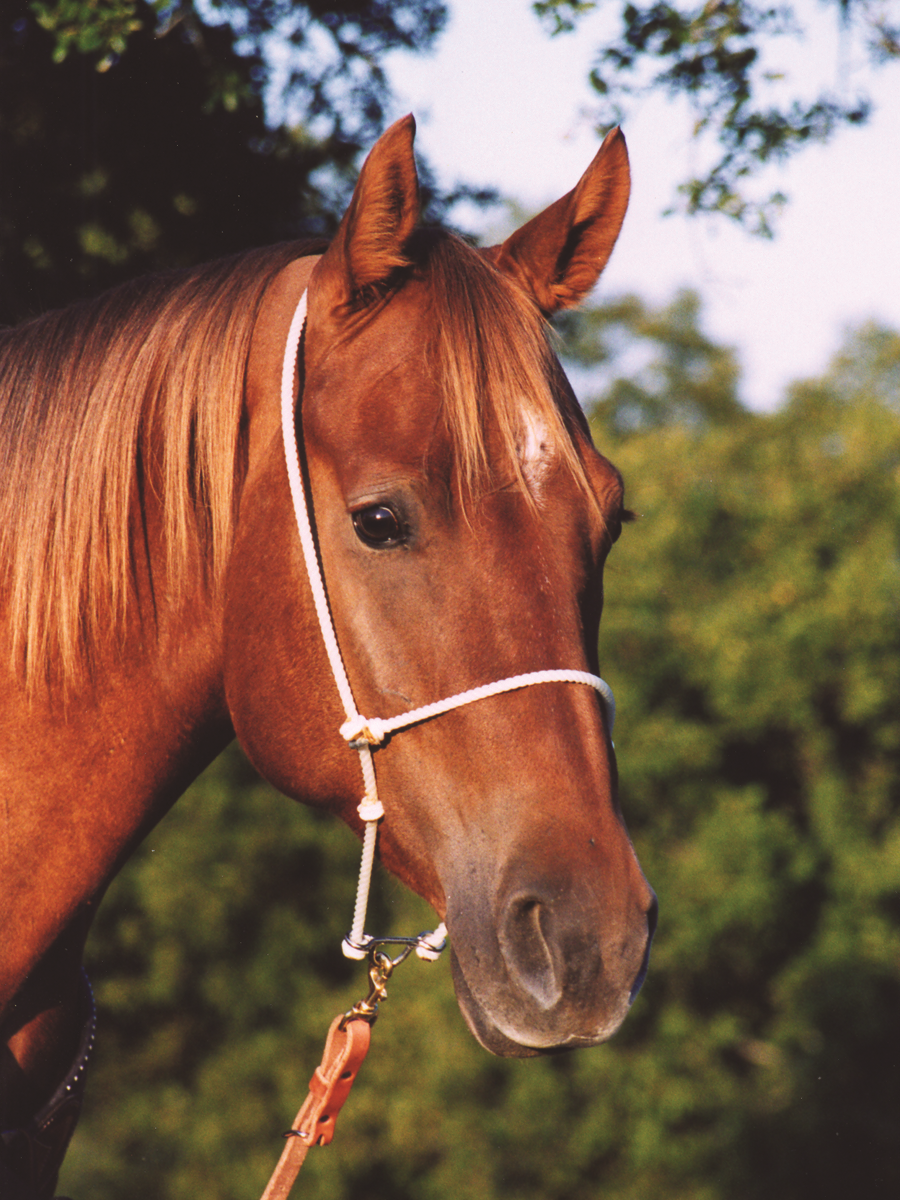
[341,927,449,964]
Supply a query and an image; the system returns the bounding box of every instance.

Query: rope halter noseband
[280,289,616,962]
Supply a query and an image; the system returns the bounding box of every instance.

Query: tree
[554,289,746,429]
[579,306,900,1198]
[58,302,900,1199]
[535,0,900,233]
[0,0,456,323]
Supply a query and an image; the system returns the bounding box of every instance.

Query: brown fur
[493,127,630,315]
[0,123,653,1182]
[338,116,420,291]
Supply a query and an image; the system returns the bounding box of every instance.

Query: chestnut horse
[0,116,656,1198]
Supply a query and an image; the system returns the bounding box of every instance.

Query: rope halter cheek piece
[280,289,616,963]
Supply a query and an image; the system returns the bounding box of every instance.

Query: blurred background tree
[57,305,900,1199]
[535,0,900,233]
[6,0,900,329]
[0,0,478,323]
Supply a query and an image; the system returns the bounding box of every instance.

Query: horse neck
[0,337,246,938]
[0,554,232,1009]
[1,535,233,799]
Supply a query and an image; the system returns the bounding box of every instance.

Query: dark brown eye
[352,505,403,547]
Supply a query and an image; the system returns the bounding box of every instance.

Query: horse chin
[449,947,629,1059]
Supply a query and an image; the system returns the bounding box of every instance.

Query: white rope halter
[280,289,616,961]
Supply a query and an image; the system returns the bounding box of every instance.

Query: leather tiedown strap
[260,945,408,1200]
[0,970,96,1200]
[260,1015,371,1200]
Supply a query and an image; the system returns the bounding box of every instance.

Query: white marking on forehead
[518,408,556,499]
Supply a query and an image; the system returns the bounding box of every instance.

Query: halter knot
[340,715,388,747]
[357,799,385,822]
[414,924,448,962]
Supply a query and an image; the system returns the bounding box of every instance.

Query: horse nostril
[499,894,563,1011]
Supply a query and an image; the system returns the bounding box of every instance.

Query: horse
[0,115,656,1199]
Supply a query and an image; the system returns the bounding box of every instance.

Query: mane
[0,242,319,687]
[413,229,592,510]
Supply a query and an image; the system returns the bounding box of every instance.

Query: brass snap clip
[339,942,415,1029]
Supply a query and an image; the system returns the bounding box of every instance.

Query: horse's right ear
[489,127,630,315]
[311,114,420,310]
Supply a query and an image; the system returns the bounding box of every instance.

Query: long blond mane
[0,243,311,686]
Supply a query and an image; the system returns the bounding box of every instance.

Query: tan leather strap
[260,1016,371,1200]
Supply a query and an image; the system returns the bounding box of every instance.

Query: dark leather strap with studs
[0,971,96,1200]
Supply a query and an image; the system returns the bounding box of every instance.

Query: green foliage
[534,0,899,233]
[587,304,900,1197]
[555,289,746,429]
[30,0,143,67]
[59,306,900,1198]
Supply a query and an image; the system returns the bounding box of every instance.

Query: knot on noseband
[357,799,385,822]
[340,715,388,747]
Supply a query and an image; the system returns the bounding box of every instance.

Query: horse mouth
[444,879,657,1058]
[448,945,636,1059]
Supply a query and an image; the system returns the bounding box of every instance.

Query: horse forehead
[308,332,438,454]
[309,292,430,395]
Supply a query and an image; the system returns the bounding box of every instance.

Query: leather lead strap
[260,1016,371,1200]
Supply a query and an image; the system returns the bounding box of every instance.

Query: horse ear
[490,127,630,315]
[313,114,420,307]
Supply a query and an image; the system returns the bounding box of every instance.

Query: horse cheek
[222,473,358,821]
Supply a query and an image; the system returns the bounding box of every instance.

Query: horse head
[225,116,656,1057]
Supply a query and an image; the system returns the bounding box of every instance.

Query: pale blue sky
[384,0,900,410]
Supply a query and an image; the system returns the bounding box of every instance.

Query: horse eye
[352,505,403,547]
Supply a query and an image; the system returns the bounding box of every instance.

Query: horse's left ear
[489,127,630,315]
[312,114,420,309]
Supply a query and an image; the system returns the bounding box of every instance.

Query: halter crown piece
[280,289,617,962]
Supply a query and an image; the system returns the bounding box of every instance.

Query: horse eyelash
[610,507,636,544]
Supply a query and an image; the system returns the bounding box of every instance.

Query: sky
[383,0,900,411]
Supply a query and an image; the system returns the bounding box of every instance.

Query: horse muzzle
[445,869,657,1058]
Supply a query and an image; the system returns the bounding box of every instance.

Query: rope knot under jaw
[340,715,388,747]
[357,799,385,822]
